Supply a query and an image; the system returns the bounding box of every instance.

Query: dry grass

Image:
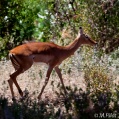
[0,59,119,119]
[0,60,86,101]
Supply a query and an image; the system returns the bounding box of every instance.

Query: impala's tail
[9,54,20,69]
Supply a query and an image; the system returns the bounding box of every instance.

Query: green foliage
[1,0,119,59]
[33,0,54,42]
[84,0,119,53]
[0,0,40,59]
[0,0,40,39]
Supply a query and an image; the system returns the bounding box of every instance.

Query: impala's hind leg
[9,55,33,100]
[8,79,15,100]
[8,68,24,100]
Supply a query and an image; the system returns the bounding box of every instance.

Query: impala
[8,27,97,100]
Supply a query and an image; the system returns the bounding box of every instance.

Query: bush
[0,83,119,119]
[0,0,40,59]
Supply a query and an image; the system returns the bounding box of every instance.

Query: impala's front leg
[8,79,15,100]
[55,66,67,94]
[38,66,53,100]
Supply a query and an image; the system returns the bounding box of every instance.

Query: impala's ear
[79,27,83,35]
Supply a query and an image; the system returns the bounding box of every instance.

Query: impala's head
[77,27,97,46]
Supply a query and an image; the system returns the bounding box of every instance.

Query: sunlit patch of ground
[0,60,119,119]
[0,60,87,101]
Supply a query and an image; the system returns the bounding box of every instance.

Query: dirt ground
[0,60,87,101]
[0,60,119,119]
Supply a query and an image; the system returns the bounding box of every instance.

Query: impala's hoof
[37,97,40,100]
[20,96,25,102]
[12,97,16,102]
[37,93,42,100]
[23,90,29,97]
[20,91,29,102]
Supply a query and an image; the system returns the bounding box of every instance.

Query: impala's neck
[65,37,82,56]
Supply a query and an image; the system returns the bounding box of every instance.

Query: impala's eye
[85,35,89,40]
[85,35,88,38]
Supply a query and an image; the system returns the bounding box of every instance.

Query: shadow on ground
[0,86,119,119]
